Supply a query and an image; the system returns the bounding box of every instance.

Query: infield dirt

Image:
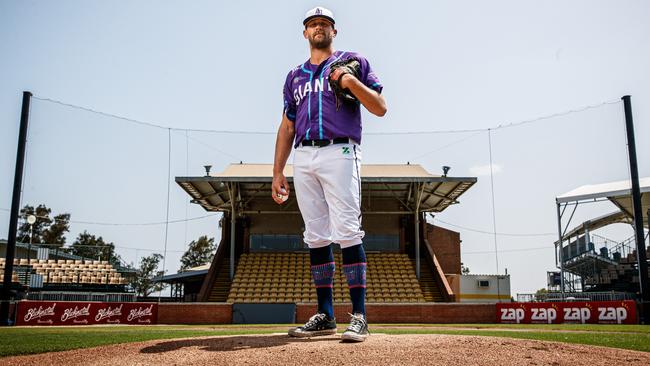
[2,333,649,366]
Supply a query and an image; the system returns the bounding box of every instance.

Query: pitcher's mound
[3,334,649,366]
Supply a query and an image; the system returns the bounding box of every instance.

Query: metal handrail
[25,291,136,302]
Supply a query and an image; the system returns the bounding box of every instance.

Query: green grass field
[1,324,649,358]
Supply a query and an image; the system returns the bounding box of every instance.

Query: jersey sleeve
[357,55,383,94]
[283,70,297,122]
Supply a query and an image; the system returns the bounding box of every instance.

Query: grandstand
[559,233,650,292]
[0,240,133,300]
[554,177,650,294]
[227,252,427,303]
[165,163,477,305]
[0,258,128,286]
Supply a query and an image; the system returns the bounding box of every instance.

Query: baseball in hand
[277,188,288,202]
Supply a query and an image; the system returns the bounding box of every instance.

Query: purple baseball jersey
[283,50,383,147]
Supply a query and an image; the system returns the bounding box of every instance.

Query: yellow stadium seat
[225,252,427,304]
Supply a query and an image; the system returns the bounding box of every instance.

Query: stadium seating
[583,248,650,288]
[0,258,127,285]
[226,252,427,304]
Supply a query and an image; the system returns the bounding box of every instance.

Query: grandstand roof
[211,163,446,181]
[153,264,209,283]
[556,177,649,227]
[557,177,650,203]
[176,163,477,213]
[185,264,211,271]
[558,211,633,242]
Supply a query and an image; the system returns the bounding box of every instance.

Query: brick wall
[156,302,494,324]
[158,303,232,324]
[426,224,461,275]
[297,303,495,324]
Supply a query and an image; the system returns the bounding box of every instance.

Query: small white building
[458,274,511,303]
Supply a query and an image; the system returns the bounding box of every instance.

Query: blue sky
[1,0,649,296]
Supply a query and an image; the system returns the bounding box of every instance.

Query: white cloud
[469,163,503,176]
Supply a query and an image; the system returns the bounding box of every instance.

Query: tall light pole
[621,95,648,324]
[1,91,32,326]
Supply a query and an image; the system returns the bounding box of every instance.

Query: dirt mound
[3,334,649,366]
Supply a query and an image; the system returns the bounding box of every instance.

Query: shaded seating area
[226,252,426,304]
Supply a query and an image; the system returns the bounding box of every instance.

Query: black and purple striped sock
[342,244,367,316]
[309,244,335,319]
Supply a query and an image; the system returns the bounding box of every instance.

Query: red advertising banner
[497,300,637,325]
[16,301,158,326]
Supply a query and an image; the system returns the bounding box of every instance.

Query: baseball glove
[328,58,361,110]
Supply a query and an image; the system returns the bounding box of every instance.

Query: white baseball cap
[303,6,335,26]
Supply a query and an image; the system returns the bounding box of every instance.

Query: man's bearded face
[305,19,335,49]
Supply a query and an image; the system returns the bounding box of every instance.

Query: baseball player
[272,6,386,342]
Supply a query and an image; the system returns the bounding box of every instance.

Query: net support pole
[621,95,649,324]
[414,209,420,280]
[414,183,423,280]
[230,183,236,280]
[1,91,32,326]
[556,201,565,301]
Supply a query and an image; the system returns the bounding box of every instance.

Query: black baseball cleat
[288,312,337,337]
[341,313,369,342]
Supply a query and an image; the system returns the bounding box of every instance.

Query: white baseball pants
[293,142,364,249]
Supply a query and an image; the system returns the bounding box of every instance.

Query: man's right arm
[272,113,295,204]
